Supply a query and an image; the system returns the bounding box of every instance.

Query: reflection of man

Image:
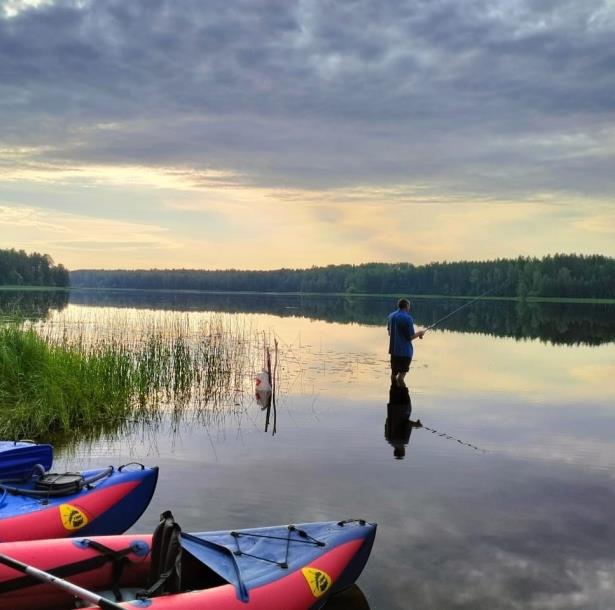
[385,382,422,459]
[387,298,425,386]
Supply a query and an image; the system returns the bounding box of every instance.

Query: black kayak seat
[138,510,182,599]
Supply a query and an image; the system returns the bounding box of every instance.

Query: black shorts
[390,355,412,374]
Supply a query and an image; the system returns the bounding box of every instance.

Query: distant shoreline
[1,285,614,305]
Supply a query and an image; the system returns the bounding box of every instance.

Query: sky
[0,0,614,270]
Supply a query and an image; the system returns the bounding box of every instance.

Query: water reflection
[30,292,612,610]
[2,288,615,345]
[0,289,68,320]
[66,288,615,346]
[324,585,371,609]
[256,389,277,435]
[385,383,422,460]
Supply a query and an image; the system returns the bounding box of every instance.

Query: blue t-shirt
[387,309,415,357]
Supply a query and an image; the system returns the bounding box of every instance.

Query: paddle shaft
[0,553,124,610]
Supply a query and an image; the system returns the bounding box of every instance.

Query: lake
[3,289,615,609]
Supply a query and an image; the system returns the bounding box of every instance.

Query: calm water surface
[7,290,615,609]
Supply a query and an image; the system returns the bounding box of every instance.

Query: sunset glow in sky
[1,0,614,269]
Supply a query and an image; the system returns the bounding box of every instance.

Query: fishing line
[419,424,486,453]
[423,280,511,332]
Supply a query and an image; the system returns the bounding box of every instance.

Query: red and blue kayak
[0,463,159,542]
[0,512,376,609]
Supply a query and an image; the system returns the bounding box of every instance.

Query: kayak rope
[230,525,325,570]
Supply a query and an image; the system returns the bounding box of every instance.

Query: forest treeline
[0,248,69,287]
[71,254,615,299]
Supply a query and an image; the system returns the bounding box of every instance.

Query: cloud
[0,203,180,259]
[574,210,615,234]
[1,0,55,19]
[1,0,614,268]
[0,151,238,189]
[1,0,614,196]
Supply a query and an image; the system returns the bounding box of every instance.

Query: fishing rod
[423,281,510,333]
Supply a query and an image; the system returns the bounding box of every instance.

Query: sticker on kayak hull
[59,504,89,530]
[301,567,332,597]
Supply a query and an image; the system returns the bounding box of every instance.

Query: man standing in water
[387,298,424,386]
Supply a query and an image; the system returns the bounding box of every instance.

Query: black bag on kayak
[35,472,84,495]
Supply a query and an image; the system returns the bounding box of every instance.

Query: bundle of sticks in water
[255,332,278,434]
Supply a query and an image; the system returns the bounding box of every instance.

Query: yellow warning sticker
[301,567,332,597]
[59,504,89,530]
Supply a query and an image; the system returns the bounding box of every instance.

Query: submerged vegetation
[0,312,258,441]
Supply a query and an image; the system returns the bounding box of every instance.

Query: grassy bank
[0,324,133,438]
[0,315,254,440]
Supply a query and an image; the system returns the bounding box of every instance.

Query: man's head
[397,298,410,310]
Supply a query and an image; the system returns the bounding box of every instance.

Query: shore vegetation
[0,312,256,441]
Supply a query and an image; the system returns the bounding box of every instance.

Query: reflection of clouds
[366,461,615,609]
[419,394,615,472]
[490,434,615,474]
[570,363,615,386]
[260,315,615,403]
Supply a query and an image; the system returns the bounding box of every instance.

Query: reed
[0,312,259,440]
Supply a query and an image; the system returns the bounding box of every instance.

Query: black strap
[0,542,135,596]
[84,540,131,602]
[138,560,180,599]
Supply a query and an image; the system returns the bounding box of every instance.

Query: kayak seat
[138,510,183,599]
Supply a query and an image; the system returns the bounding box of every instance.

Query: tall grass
[0,312,259,441]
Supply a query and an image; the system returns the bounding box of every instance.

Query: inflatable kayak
[0,511,376,609]
[0,462,158,542]
[0,441,54,480]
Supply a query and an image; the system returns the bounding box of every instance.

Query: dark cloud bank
[1,0,614,196]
